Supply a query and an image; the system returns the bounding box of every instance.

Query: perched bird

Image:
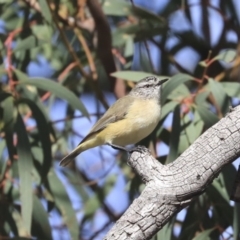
[60,76,168,167]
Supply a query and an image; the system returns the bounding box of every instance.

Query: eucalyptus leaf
[15,113,34,235]
[166,105,180,163]
[38,0,52,23]
[192,228,214,240]
[208,78,229,115]
[162,73,194,103]
[16,76,89,119]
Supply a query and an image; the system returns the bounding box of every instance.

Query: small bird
[60,76,168,167]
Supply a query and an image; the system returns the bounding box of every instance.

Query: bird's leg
[106,143,128,152]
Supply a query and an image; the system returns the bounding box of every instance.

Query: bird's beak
[158,78,169,85]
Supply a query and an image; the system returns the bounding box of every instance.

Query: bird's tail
[59,137,103,167]
[59,145,83,167]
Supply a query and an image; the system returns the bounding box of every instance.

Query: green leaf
[47,169,79,239]
[195,105,219,128]
[38,0,52,23]
[194,119,204,140]
[17,98,52,182]
[2,96,15,161]
[178,203,200,240]
[2,206,19,237]
[233,203,240,240]
[195,91,210,106]
[221,82,240,98]
[15,113,33,234]
[207,184,233,224]
[208,78,229,115]
[62,169,89,203]
[162,73,194,103]
[167,84,191,101]
[84,175,116,218]
[154,221,172,240]
[192,228,215,240]
[166,105,180,163]
[31,194,52,239]
[15,74,89,119]
[183,114,196,144]
[0,92,11,102]
[211,178,229,202]
[160,101,179,120]
[124,37,134,57]
[213,49,236,63]
[103,0,132,16]
[221,164,237,197]
[0,140,7,181]
[178,133,190,154]
[14,35,49,52]
[111,71,160,82]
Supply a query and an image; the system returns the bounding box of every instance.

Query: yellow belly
[97,98,161,146]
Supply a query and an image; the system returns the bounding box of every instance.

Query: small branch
[74,28,98,80]
[87,0,117,90]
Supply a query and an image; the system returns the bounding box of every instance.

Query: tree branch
[104,105,240,239]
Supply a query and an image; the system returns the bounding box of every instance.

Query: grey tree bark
[104,106,240,240]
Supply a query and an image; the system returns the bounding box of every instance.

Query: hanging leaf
[15,113,34,234]
[38,0,52,23]
[208,78,229,115]
[17,98,52,182]
[220,82,240,98]
[47,169,79,239]
[2,96,15,161]
[166,105,180,163]
[31,194,52,239]
[14,73,89,119]
[195,105,219,128]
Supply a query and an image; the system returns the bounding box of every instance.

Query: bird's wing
[79,95,134,144]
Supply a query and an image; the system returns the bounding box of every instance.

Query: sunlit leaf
[220,82,240,98]
[111,70,159,82]
[167,84,191,101]
[38,0,52,23]
[213,49,236,63]
[15,75,89,119]
[162,73,194,103]
[208,78,229,115]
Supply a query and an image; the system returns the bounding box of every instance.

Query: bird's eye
[146,84,150,88]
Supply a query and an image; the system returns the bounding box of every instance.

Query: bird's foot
[128,145,150,154]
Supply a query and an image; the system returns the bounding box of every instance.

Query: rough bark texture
[104,106,240,240]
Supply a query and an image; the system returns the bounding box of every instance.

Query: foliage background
[0,0,240,239]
